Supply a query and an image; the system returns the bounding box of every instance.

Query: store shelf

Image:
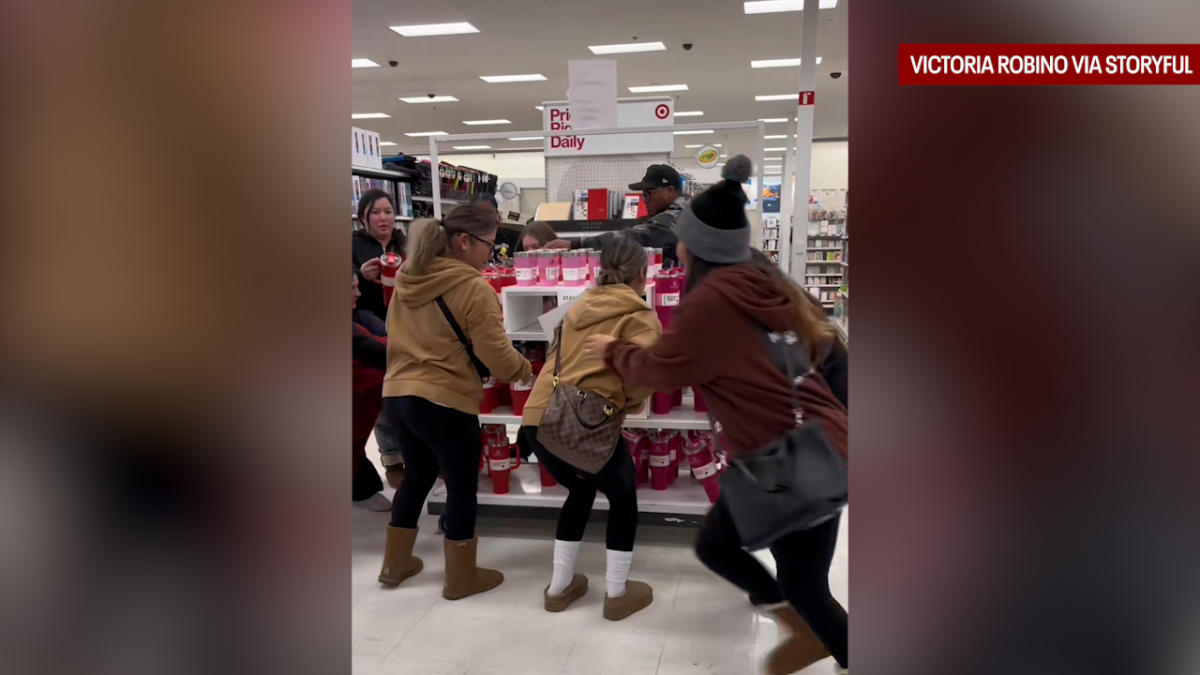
[807,234,845,239]
[352,165,414,179]
[809,247,842,251]
[840,261,849,268]
[807,284,842,289]
[413,195,469,205]
[821,302,836,307]
[805,273,843,278]
[806,260,842,264]
[427,462,712,523]
[507,322,547,341]
[480,404,710,431]
[832,318,849,343]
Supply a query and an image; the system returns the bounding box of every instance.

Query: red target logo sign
[654,104,670,119]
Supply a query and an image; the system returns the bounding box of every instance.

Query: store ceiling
[352,0,848,157]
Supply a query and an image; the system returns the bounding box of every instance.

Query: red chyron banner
[899,44,1200,85]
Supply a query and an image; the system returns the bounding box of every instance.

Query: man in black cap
[546,164,686,267]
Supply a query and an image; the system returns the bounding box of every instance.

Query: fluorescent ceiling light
[589,41,667,54]
[765,155,784,160]
[390,22,479,37]
[751,57,823,68]
[673,129,713,135]
[453,145,491,150]
[756,94,797,101]
[674,110,704,117]
[352,58,380,68]
[759,117,788,123]
[480,73,547,83]
[534,105,544,111]
[352,112,390,119]
[380,141,397,146]
[504,147,544,151]
[508,136,542,141]
[765,146,788,151]
[462,119,511,125]
[764,134,791,139]
[399,95,459,103]
[628,83,688,93]
[685,143,723,148]
[744,0,838,15]
[404,130,448,137]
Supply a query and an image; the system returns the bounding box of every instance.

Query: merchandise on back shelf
[561,249,588,285]
[510,375,533,415]
[515,251,537,286]
[537,250,561,286]
[486,434,514,494]
[648,431,673,491]
[622,429,651,487]
[622,193,648,219]
[573,189,589,220]
[684,431,721,503]
[480,376,498,414]
[587,249,602,284]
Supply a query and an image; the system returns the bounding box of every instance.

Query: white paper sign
[543,98,673,156]
[537,297,577,342]
[568,59,618,130]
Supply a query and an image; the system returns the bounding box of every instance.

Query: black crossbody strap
[434,296,490,379]
[551,324,564,384]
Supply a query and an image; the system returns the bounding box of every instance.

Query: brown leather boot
[442,536,504,600]
[602,580,653,621]
[378,525,423,586]
[765,606,831,675]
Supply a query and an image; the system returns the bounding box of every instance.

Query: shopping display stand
[418,121,764,526]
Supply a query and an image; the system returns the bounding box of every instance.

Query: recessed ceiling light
[750,57,824,68]
[534,105,544,111]
[380,141,397,146]
[399,95,459,103]
[674,110,704,117]
[508,136,542,141]
[390,22,479,37]
[404,130,448,137]
[462,119,511,125]
[352,58,380,68]
[628,83,688,93]
[453,145,491,150]
[765,146,788,151]
[759,117,788,123]
[481,73,547,83]
[589,41,667,54]
[756,94,797,101]
[673,129,713,135]
[744,0,838,14]
[352,113,390,119]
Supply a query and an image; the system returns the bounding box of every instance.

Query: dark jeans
[384,396,482,541]
[352,454,383,501]
[695,499,848,667]
[521,427,638,552]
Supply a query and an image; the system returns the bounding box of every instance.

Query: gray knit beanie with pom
[674,155,753,263]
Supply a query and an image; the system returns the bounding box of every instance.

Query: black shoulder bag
[434,296,490,380]
[717,330,848,550]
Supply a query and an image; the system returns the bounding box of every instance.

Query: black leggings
[695,499,848,667]
[520,427,638,551]
[383,396,482,541]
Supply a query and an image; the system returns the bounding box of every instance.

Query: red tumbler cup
[693,389,708,412]
[539,463,556,487]
[651,391,673,415]
[486,442,511,494]
[379,252,403,307]
[480,377,498,414]
[649,431,672,491]
[510,377,533,415]
[684,431,721,503]
[623,429,650,488]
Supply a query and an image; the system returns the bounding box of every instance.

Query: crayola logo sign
[696,146,720,169]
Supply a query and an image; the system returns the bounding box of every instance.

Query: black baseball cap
[628,164,680,191]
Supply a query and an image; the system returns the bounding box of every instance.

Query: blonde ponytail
[404,218,449,275]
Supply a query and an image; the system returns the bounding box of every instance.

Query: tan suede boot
[378,525,423,586]
[442,536,504,600]
[544,574,588,612]
[602,580,653,621]
[765,606,831,675]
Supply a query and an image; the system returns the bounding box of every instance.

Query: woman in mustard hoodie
[376,203,532,601]
[519,237,662,621]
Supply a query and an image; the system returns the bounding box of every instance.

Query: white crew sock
[605,549,634,598]
[548,539,582,596]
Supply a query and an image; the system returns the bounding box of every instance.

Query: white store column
[785,0,821,281]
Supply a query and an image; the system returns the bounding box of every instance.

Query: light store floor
[353,439,848,675]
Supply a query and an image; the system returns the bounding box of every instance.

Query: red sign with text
[899,44,1200,85]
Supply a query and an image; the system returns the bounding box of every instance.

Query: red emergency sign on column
[798,91,815,106]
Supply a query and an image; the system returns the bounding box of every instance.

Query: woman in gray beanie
[587,156,850,674]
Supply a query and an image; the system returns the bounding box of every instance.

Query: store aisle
[353,439,848,675]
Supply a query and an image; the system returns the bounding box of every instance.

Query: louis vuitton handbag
[535,325,625,474]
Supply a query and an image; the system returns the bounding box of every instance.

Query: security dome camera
[682,43,693,51]
[427,93,436,99]
[388,60,399,67]
[830,71,842,79]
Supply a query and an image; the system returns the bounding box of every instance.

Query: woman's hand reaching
[584,334,617,361]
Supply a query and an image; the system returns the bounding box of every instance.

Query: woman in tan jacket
[376,203,532,601]
[518,237,662,621]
